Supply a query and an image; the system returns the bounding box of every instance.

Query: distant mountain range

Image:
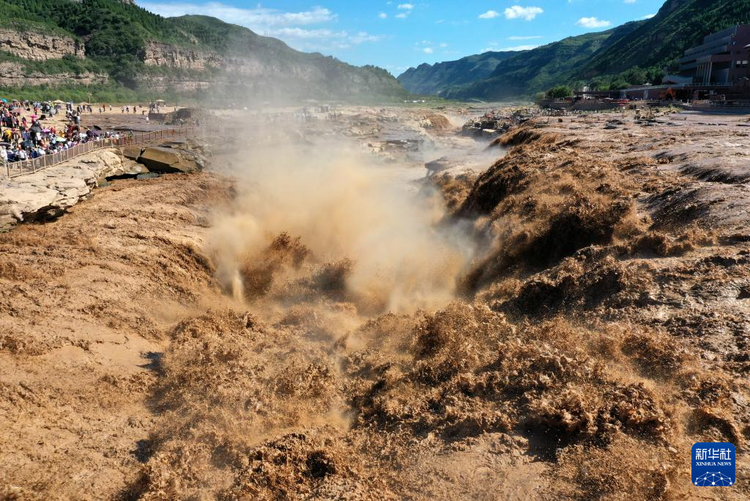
[0,0,407,101]
[399,0,750,101]
[5,0,749,103]
[397,51,519,96]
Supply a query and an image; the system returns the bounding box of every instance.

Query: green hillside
[398,51,521,95]
[440,21,644,101]
[0,0,407,101]
[583,0,750,76]
[404,0,750,101]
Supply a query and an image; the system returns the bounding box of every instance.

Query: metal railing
[3,126,197,179]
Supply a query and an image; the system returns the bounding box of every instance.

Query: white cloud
[508,35,543,40]
[423,47,434,54]
[351,32,385,44]
[378,12,387,19]
[394,3,414,18]
[623,0,637,3]
[268,28,344,40]
[643,13,656,19]
[264,28,383,49]
[137,2,336,28]
[135,2,384,52]
[504,6,543,21]
[479,10,500,19]
[576,17,611,28]
[482,44,538,52]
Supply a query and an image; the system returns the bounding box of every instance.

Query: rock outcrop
[136,146,203,174]
[0,28,85,61]
[1,2,407,100]
[0,62,107,87]
[144,42,222,71]
[0,139,209,231]
[138,41,405,99]
[134,74,213,93]
[126,139,207,173]
[0,150,143,231]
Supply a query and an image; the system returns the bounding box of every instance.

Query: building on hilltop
[576,28,750,104]
[679,25,750,85]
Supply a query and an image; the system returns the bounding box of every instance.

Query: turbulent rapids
[1,106,749,500]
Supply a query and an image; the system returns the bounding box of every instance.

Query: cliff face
[140,41,405,99]
[145,42,317,79]
[144,42,222,71]
[137,75,212,93]
[0,29,84,60]
[0,3,408,101]
[0,62,107,87]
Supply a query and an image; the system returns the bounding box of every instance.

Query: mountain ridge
[582,0,750,77]
[399,0,750,101]
[397,21,645,100]
[0,0,407,102]
[398,51,521,95]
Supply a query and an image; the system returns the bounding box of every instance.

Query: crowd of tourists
[0,99,124,168]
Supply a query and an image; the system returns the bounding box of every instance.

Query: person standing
[1,146,8,176]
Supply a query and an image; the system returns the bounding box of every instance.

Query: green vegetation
[439,22,644,101]
[0,17,77,38]
[400,0,750,101]
[584,0,750,76]
[0,82,182,104]
[546,86,573,99]
[168,15,289,55]
[585,67,666,91]
[0,51,102,76]
[0,0,197,86]
[398,51,520,95]
[0,0,407,101]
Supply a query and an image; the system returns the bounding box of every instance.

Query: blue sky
[136,1,665,75]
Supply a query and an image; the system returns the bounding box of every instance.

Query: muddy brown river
[1,105,749,500]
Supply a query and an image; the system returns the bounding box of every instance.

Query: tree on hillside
[546,85,573,99]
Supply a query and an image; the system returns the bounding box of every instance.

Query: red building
[679,25,750,85]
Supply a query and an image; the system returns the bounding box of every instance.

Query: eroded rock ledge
[0,140,207,232]
[0,150,141,231]
[0,28,85,60]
